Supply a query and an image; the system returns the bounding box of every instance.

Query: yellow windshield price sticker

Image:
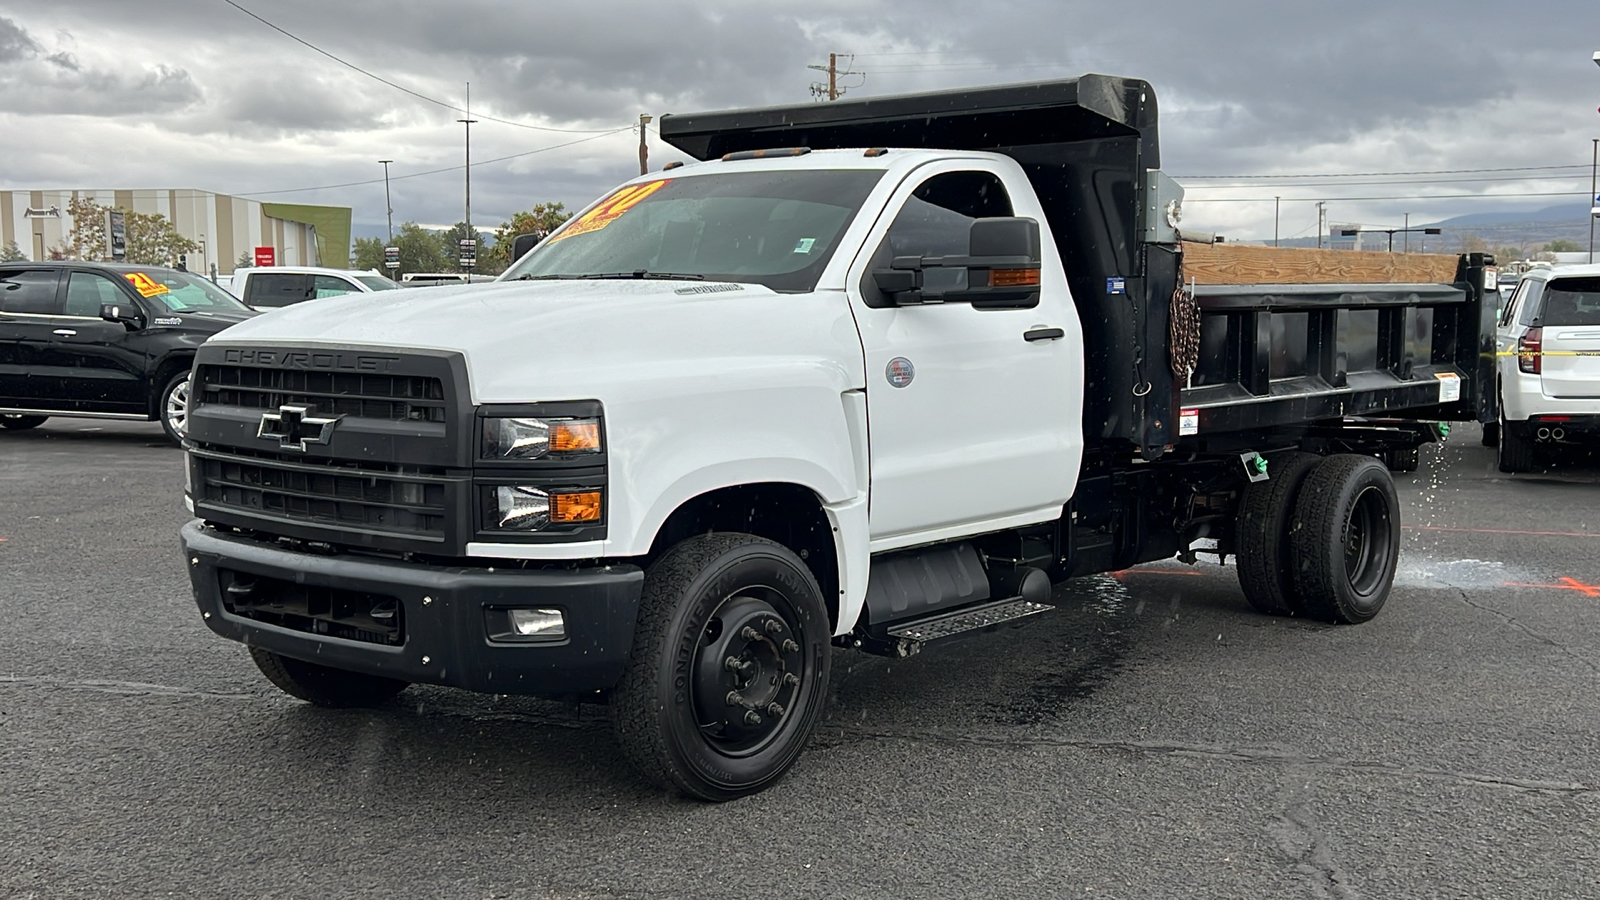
[548,180,670,243]
[124,272,171,297]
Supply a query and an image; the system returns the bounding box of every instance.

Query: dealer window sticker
[123,272,170,297]
[547,180,671,243]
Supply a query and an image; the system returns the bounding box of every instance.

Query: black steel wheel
[249,648,409,708]
[1235,450,1321,616]
[610,533,831,801]
[1289,454,1400,625]
[0,414,47,430]
[158,372,190,446]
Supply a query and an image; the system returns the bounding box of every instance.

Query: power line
[1186,173,1595,190]
[234,128,632,197]
[218,0,623,134]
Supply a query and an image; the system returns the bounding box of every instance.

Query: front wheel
[610,533,832,801]
[159,372,190,446]
[0,414,47,431]
[1289,454,1400,625]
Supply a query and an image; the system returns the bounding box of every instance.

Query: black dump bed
[660,75,1494,458]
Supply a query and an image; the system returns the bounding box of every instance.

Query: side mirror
[100,303,145,331]
[871,217,1043,310]
[510,232,545,262]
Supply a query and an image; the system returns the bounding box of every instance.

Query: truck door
[0,268,66,409]
[40,271,150,412]
[845,161,1083,548]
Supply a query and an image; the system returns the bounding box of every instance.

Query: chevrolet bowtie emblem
[257,404,339,452]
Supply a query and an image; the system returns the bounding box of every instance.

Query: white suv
[1492,264,1600,471]
[226,266,398,309]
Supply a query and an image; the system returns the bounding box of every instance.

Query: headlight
[483,416,601,460]
[487,486,603,531]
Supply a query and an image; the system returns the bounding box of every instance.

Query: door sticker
[124,272,170,297]
[547,180,671,243]
[886,357,915,388]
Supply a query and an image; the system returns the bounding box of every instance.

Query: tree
[483,203,572,273]
[393,221,449,275]
[1457,232,1488,254]
[235,250,253,270]
[1543,239,1583,254]
[0,240,25,262]
[60,197,197,265]
[439,221,490,272]
[351,236,386,272]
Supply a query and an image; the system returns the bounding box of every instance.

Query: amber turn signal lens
[990,268,1041,287]
[550,421,601,453]
[550,490,603,524]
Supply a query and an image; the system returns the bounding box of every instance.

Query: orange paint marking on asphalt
[1503,577,1600,597]
[1408,525,1600,539]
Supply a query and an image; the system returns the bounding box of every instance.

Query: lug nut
[725,691,743,706]
[783,672,800,686]
[781,639,799,653]
[766,702,785,717]
[743,710,763,726]
[741,626,760,641]
[765,619,784,635]
[724,656,743,672]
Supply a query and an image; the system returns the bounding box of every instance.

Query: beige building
[0,189,351,274]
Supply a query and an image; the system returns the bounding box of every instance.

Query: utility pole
[378,159,394,243]
[809,53,854,101]
[1403,212,1410,254]
[1590,137,1597,264]
[457,82,478,271]
[1316,201,1326,249]
[1274,196,1280,247]
[638,113,652,176]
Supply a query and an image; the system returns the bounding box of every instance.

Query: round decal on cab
[886,357,915,388]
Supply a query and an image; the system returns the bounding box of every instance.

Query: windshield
[125,270,253,313]
[502,169,885,292]
[355,275,399,291]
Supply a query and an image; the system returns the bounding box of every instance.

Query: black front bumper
[182,521,644,697]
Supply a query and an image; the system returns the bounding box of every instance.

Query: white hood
[212,278,867,403]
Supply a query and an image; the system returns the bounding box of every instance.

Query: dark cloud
[0,15,39,62]
[0,0,1598,239]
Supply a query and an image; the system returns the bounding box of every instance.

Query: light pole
[1274,196,1280,247]
[1340,226,1442,253]
[1403,213,1409,254]
[457,82,478,271]
[1591,52,1599,262]
[378,159,394,243]
[638,113,652,176]
[1316,201,1326,249]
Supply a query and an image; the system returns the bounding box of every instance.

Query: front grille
[195,450,450,542]
[196,364,446,423]
[219,568,404,646]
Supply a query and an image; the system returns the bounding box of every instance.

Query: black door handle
[1023,327,1064,342]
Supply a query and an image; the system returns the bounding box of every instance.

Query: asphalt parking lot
[3,419,1600,899]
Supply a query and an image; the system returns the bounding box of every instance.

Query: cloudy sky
[2,0,1599,243]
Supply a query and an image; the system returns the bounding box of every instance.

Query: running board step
[872,597,1053,657]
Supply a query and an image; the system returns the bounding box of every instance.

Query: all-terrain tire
[249,648,409,708]
[1496,416,1538,474]
[609,533,832,801]
[1235,451,1322,616]
[1289,454,1400,625]
[0,414,47,430]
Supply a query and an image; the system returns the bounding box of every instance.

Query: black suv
[0,261,258,444]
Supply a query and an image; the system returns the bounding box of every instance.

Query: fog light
[509,608,565,639]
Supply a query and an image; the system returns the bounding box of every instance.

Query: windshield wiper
[574,270,706,281]
[510,274,583,281]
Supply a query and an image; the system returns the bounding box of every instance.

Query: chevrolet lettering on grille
[257,404,340,452]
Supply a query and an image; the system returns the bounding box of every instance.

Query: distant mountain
[1428,204,1591,228]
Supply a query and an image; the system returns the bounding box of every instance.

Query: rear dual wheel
[1236,453,1400,624]
[610,533,831,801]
